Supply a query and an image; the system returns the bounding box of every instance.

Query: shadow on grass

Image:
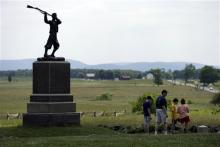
[0,124,114,138]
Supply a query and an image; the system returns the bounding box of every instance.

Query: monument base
[23,112,80,126]
[22,60,80,127]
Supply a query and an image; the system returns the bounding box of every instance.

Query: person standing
[170,98,179,132]
[155,90,168,135]
[177,98,190,133]
[143,96,153,134]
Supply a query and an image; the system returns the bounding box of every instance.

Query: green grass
[1,133,219,147]
[0,78,220,146]
[0,78,220,124]
[0,119,220,147]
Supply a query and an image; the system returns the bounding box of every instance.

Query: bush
[96,93,112,101]
[131,93,157,113]
[187,100,193,104]
[210,92,220,105]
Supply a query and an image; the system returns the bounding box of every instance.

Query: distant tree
[137,73,143,79]
[150,69,163,86]
[7,71,15,82]
[113,70,121,78]
[105,70,114,79]
[163,69,173,80]
[96,70,105,79]
[173,70,178,83]
[193,69,200,79]
[184,64,196,85]
[78,72,85,78]
[199,66,219,86]
[8,75,12,82]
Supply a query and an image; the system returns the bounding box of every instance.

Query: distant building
[146,73,154,80]
[120,75,131,80]
[86,73,95,79]
[114,78,119,81]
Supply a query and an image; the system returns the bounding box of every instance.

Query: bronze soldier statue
[27,5,64,61]
[44,12,62,58]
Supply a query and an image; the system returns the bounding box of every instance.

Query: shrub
[187,100,193,104]
[131,93,157,113]
[96,93,112,101]
[210,92,220,105]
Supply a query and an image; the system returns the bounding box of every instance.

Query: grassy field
[0,78,220,146]
[0,119,220,147]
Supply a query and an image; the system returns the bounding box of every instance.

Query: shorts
[45,33,60,49]
[179,116,190,124]
[144,115,151,124]
[156,109,167,124]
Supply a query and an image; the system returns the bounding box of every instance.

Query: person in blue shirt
[155,90,168,135]
[143,96,153,134]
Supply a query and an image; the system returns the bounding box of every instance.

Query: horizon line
[1,58,220,67]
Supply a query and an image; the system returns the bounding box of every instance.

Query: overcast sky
[0,0,219,65]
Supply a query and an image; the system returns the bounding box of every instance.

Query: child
[177,98,190,133]
[143,96,153,134]
[155,90,168,135]
[170,98,179,132]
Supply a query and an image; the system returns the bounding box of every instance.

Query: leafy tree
[96,70,105,79]
[105,70,114,80]
[163,69,173,80]
[172,70,184,80]
[172,70,178,83]
[131,93,157,113]
[150,69,163,86]
[184,64,196,84]
[8,75,12,82]
[137,73,143,79]
[200,66,219,85]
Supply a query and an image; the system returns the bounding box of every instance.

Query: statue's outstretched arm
[44,13,49,24]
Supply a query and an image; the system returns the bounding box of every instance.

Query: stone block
[27,102,76,113]
[23,112,80,126]
[33,61,70,94]
[197,125,209,133]
[30,94,73,102]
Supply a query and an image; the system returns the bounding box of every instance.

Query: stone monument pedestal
[23,61,80,126]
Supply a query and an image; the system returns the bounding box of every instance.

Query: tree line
[0,64,219,86]
[149,64,220,86]
[70,69,143,80]
[0,69,143,80]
